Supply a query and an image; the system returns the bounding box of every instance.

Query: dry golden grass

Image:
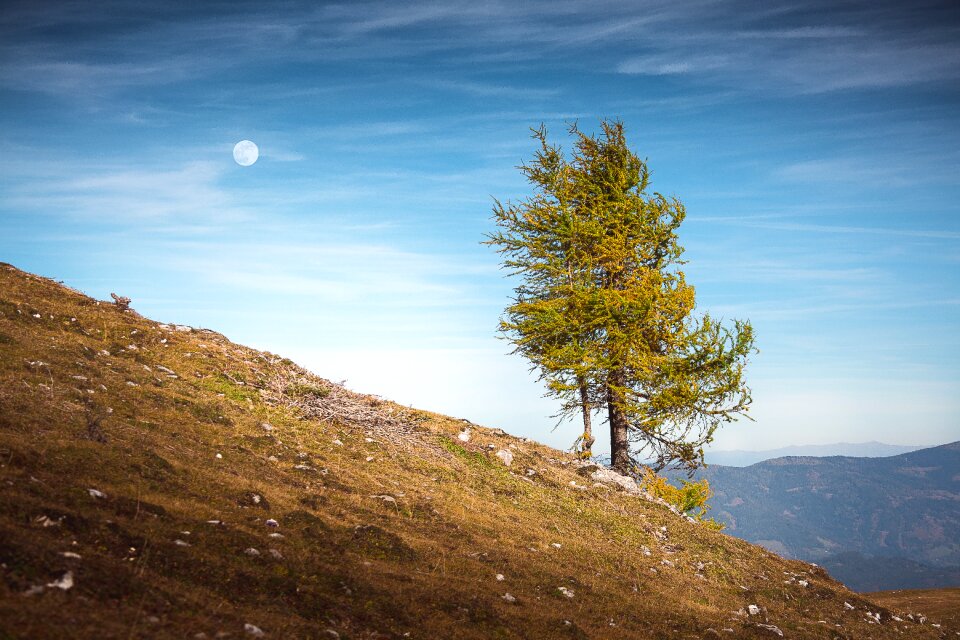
[865,588,960,629]
[0,262,956,639]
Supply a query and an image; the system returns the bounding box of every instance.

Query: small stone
[755,624,783,637]
[371,494,396,504]
[47,571,74,590]
[501,593,516,603]
[458,429,471,442]
[268,532,284,539]
[748,605,761,616]
[265,519,279,527]
[244,548,260,557]
[495,573,505,581]
[244,623,265,637]
[88,488,106,499]
[551,543,561,549]
[843,602,855,610]
[495,449,514,466]
[557,586,574,598]
[174,539,191,547]
[215,453,223,459]
[268,549,284,560]
[60,552,82,559]
[365,456,374,462]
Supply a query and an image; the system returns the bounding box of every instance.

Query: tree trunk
[577,377,594,458]
[607,369,631,473]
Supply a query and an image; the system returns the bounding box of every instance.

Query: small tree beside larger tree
[487,120,755,474]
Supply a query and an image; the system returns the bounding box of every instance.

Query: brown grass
[0,262,956,639]
[865,588,960,629]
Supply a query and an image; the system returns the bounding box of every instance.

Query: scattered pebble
[265,519,279,528]
[557,586,574,599]
[748,605,761,616]
[495,573,505,581]
[47,571,74,591]
[458,429,471,442]
[243,623,264,637]
[215,453,223,460]
[60,552,81,559]
[244,548,260,557]
[501,593,516,603]
[332,439,343,447]
[88,488,106,499]
[495,449,514,466]
[551,543,561,549]
[174,539,191,547]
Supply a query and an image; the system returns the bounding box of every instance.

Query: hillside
[0,263,955,639]
[682,446,960,591]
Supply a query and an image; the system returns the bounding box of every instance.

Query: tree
[487,120,755,474]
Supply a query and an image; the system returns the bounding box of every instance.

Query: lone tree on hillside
[487,120,755,473]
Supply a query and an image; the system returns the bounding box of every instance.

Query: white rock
[265,519,279,527]
[60,552,82,559]
[501,593,516,603]
[458,430,471,442]
[748,604,761,616]
[88,488,106,499]
[47,571,74,590]
[551,543,562,549]
[496,573,505,581]
[495,449,514,466]
[371,494,396,504]
[244,623,265,637]
[215,453,223,459]
[332,439,343,446]
[174,539,191,547]
[244,548,260,557]
[557,586,575,598]
[755,624,783,637]
[268,549,284,560]
[844,602,855,610]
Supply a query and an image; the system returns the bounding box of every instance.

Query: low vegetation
[0,262,955,639]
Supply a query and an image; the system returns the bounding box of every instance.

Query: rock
[60,552,81,559]
[47,571,74,590]
[88,488,106,499]
[243,548,260,557]
[843,602,855,610]
[371,494,396,504]
[268,549,283,560]
[557,586,575,598]
[265,519,279,527]
[260,422,274,432]
[754,623,783,637]
[458,429,471,442]
[747,605,761,616]
[551,542,561,549]
[496,573,505,581]
[332,439,343,447]
[174,539,191,547]
[215,453,223,459]
[501,593,516,603]
[495,449,514,466]
[243,623,265,637]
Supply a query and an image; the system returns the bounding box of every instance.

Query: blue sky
[2,0,959,454]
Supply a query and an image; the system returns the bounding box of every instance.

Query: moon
[233,140,259,166]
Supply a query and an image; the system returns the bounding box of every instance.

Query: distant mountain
[704,442,924,467]
[680,442,960,591]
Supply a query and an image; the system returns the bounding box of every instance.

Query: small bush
[639,468,724,530]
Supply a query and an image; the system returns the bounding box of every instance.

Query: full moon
[233,140,259,166]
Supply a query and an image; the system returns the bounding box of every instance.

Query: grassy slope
[865,588,960,629]
[0,262,955,640]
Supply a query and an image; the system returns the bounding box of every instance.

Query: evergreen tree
[487,120,755,473]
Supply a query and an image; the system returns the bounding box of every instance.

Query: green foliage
[438,436,493,468]
[487,120,755,472]
[639,468,724,530]
[203,373,257,402]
